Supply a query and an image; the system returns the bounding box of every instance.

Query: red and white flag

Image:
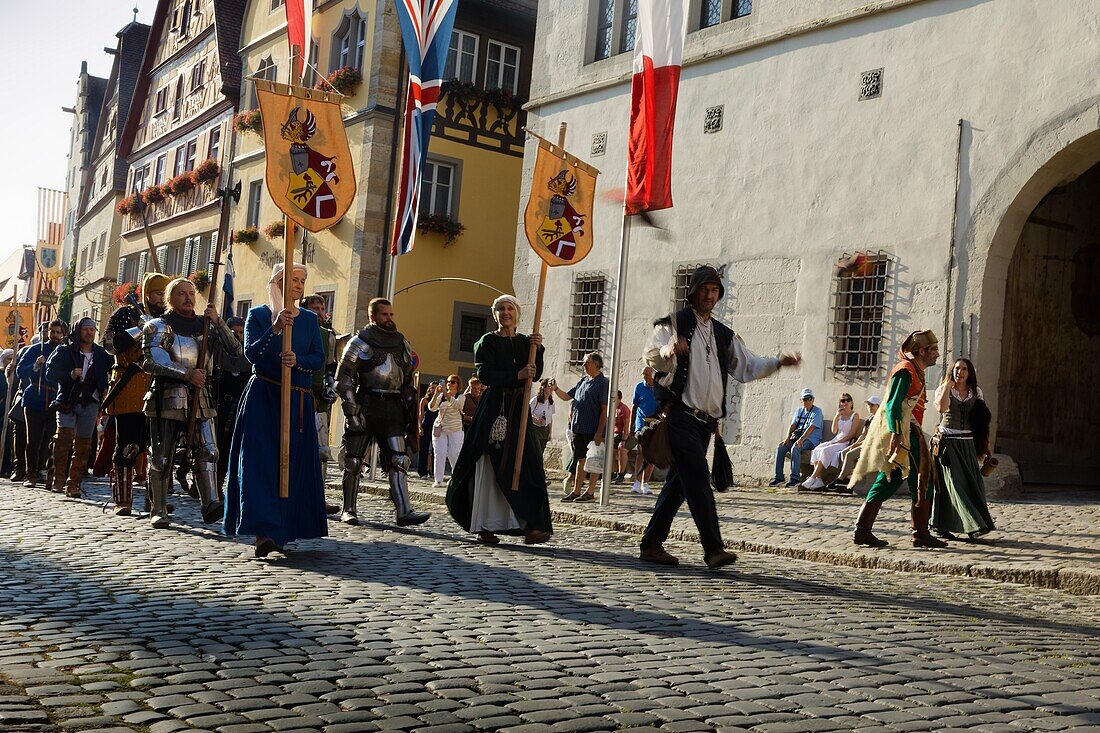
[284,0,313,81]
[625,0,688,215]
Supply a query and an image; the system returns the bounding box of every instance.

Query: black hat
[687,266,725,300]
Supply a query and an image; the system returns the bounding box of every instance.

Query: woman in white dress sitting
[801,393,862,490]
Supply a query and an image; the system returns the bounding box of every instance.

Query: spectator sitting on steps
[770,388,823,487]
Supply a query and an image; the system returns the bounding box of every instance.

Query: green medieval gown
[445,332,552,535]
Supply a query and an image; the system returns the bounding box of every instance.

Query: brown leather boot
[65,437,93,498]
[853,500,888,547]
[911,501,948,548]
[51,428,75,494]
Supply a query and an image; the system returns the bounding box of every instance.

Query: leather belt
[258,375,309,432]
[367,390,402,399]
[682,406,719,428]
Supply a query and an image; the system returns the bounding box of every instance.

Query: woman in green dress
[446,295,552,546]
[931,358,996,540]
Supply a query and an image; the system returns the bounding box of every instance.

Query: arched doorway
[997,160,1100,487]
[971,122,1100,489]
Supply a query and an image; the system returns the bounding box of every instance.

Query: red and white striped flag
[284,0,312,81]
[625,0,688,215]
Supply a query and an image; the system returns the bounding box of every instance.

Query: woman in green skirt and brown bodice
[931,358,996,540]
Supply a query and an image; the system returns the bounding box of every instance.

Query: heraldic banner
[1,303,34,350]
[523,134,600,268]
[256,80,356,233]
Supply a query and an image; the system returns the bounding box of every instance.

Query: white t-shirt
[530,397,555,427]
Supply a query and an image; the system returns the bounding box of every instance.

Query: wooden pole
[279,48,302,499]
[0,304,22,470]
[138,205,163,273]
[510,122,566,491]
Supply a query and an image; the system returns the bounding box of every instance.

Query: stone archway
[962,102,1100,487]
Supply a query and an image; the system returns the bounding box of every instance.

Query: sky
[0,0,158,261]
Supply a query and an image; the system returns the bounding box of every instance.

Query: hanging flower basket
[263,220,285,239]
[323,66,363,95]
[167,173,195,196]
[191,158,220,185]
[189,269,211,292]
[416,214,465,246]
[233,108,263,135]
[141,185,166,205]
[116,194,139,216]
[233,226,259,244]
[112,281,141,305]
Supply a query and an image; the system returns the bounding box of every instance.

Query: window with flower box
[445,30,479,83]
[485,40,520,93]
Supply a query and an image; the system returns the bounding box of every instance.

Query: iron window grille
[568,273,607,366]
[828,251,891,375]
[671,263,721,311]
[459,314,488,353]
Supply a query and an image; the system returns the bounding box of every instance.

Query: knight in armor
[101,273,167,515]
[142,278,242,528]
[335,297,430,527]
[222,263,328,558]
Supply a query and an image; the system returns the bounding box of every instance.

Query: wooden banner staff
[510,122,567,491]
[279,47,303,500]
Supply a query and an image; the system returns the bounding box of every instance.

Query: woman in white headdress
[223,262,328,557]
[445,294,553,546]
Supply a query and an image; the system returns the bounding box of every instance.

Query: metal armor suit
[142,315,242,528]
[335,327,430,527]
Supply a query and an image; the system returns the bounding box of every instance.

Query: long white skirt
[469,455,522,533]
[811,439,851,469]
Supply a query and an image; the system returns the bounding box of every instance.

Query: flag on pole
[625,0,688,215]
[390,0,460,256]
[284,0,312,80]
[221,247,235,320]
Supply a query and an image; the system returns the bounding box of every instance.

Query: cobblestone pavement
[364,473,1100,595]
[1,479,1099,732]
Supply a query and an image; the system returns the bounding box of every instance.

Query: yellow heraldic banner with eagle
[256,80,356,232]
[524,134,600,267]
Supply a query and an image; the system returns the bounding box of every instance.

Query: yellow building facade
[229,0,535,388]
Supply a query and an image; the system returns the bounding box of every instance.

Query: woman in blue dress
[223,262,327,557]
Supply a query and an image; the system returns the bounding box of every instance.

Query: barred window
[829,251,891,374]
[619,0,638,53]
[671,263,720,310]
[593,0,615,61]
[568,273,606,365]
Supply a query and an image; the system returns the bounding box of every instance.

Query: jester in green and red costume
[849,329,947,548]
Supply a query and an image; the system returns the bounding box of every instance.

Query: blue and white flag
[390,0,460,256]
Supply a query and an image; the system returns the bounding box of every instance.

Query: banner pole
[600,209,633,506]
[279,47,302,500]
[509,123,566,492]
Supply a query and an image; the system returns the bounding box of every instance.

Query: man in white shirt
[640,266,801,569]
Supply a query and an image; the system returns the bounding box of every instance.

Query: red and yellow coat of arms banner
[1,303,35,350]
[256,80,356,232]
[523,136,600,267]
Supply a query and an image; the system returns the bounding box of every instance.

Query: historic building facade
[116,0,245,298]
[60,64,107,306]
[70,20,151,331]
[518,0,1100,487]
[227,0,534,385]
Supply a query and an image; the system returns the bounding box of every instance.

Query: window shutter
[156,246,168,272]
[208,232,218,270]
[138,251,148,276]
[181,237,194,276]
[117,256,127,283]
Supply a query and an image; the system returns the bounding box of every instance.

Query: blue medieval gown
[223,305,328,546]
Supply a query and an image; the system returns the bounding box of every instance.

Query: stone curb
[344,481,1099,596]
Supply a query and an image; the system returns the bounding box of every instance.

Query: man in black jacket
[640,266,801,569]
[44,318,111,497]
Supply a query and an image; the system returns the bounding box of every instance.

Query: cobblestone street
[1,479,1098,732]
